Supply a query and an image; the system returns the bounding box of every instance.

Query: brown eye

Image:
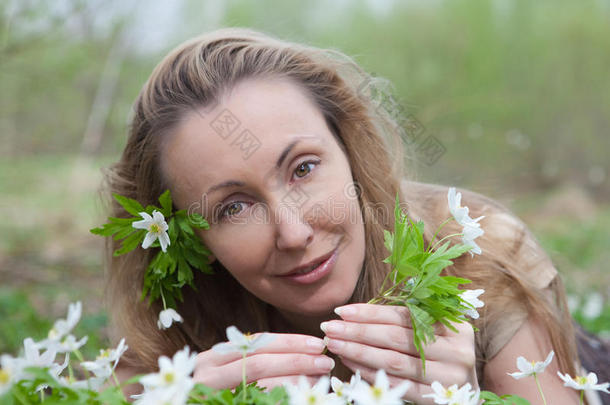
[294,160,318,179]
[219,202,245,219]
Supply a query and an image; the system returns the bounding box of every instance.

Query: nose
[274,202,314,251]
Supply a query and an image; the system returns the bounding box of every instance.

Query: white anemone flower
[139,346,195,389]
[351,369,412,405]
[38,301,82,349]
[462,223,484,257]
[136,346,196,405]
[284,375,344,405]
[0,354,23,396]
[81,338,128,379]
[557,371,609,393]
[132,210,170,252]
[508,350,554,379]
[447,188,484,228]
[459,289,485,319]
[423,381,479,404]
[157,308,183,330]
[212,326,275,354]
[330,370,361,402]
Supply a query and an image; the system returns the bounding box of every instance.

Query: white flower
[136,346,196,405]
[284,375,343,405]
[0,354,23,396]
[462,223,484,257]
[508,350,554,379]
[157,308,183,330]
[331,370,361,402]
[132,210,170,252]
[81,338,128,379]
[459,289,485,319]
[39,301,82,349]
[447,188,485,257]
[21,338,58,370]
[351,369,412,405]
[423,381,479,405]
[212,326,275,354]
[447,188,484,228]
[557,371,609,393]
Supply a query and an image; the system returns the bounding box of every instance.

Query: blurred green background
[1,0,608,358]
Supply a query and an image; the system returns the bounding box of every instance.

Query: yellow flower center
[97,349,110,360]
[48,328,58,339]
[372,386,383,400]
[531,361,537,367]
[0,369,9,384]
[446,389,453,398]
[163,372,175,384]
[149,223,161,234]
[576,376,587,385]
[308,394,317,404]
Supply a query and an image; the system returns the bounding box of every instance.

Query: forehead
[162,77,334,203]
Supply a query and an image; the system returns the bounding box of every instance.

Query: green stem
[40,390,45,402]
[112,370,127,401]
[241,351,247,402]
[427,217,453,252]
[428,232,464,253]
[160,288,167,310]
[534,373,547,405]
[580,390,584,405]
[74,349,91,379]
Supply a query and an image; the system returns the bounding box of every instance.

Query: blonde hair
[99,27,578,383]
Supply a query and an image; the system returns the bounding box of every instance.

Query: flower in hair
[132,210,170,252]
[91,190,213,329]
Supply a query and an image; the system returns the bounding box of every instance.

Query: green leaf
[113,229,146,256]
[158,189,173,217]
[113,193,145,216]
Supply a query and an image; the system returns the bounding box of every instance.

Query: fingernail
[320,321,329,333]
[306,337,325,350]
[334,306,356,317]
[315,357,335,370]
[323,336,330,346]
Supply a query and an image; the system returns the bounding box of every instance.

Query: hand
[192,333,335,390]
[321,303,478,404]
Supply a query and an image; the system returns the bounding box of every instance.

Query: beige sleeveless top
[400,180,559,381]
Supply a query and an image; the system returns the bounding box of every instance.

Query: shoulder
[399,179,557,289]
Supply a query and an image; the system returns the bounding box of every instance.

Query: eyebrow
[206,138,304,195]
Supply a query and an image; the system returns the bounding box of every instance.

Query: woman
[102,27,582,403]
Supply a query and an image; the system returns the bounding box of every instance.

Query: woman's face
[161,77,366,321]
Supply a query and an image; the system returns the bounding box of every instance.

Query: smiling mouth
[276,246,339,284]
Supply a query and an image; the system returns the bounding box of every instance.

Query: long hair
[98,27,578,382]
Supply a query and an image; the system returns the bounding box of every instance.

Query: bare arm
[483,317,580,404]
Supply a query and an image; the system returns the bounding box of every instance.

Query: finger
[198,333,326,366]
[256,375,324,391]
[321,320,458,360]
[194,353,335,388]
[340,358,437,405]
[326,338,473,385]
[334,304,450,335]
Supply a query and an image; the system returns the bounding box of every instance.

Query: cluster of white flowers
[447,187,485,257]
[0,301,129,396]
[285,369,410,405]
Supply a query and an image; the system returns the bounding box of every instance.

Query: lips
[281,249,336,277]
[277,247,339,285]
